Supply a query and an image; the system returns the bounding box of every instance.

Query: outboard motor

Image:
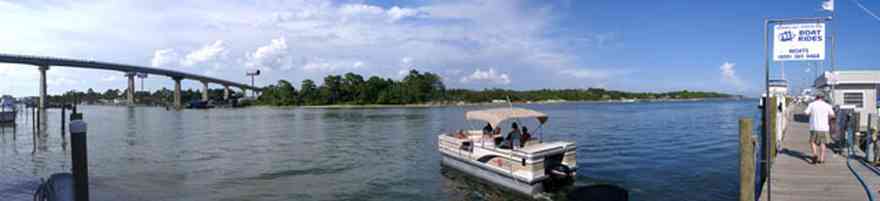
[544,154,575,191]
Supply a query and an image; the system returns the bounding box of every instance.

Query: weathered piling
[61,105,66,136]
[868,114,875,163]
[768,96,778,160]
[69,114,88,201]
[739,118,755,201]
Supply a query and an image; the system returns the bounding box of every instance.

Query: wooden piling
[768,96,778,160]
[61,105,66,136]
[739,118,755,201]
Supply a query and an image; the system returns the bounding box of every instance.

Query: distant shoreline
[298,97,747,109]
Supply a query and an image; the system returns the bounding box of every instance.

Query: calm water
[0,100,756,201]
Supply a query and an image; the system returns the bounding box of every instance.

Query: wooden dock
[758,103,880,201]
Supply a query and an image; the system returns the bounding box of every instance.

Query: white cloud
[302,61,334,72]
[150,48,179,67]
[246,37,290,70]
[387,6,419,22]
[720,62,746,91]
[461,68,511,85]
[181,40,228,67]
[353,61,364,68]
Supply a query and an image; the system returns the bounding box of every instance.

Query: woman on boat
[520,126,531,148]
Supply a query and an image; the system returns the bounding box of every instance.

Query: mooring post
[739,118,755,201]
[868,114,875,163]
[61,105,66,136]
[768,96,778,160]
[69,113,88,201]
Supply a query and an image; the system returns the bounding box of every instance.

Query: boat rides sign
[773,23,825,61]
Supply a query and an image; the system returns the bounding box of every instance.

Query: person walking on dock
[804,94,835,164]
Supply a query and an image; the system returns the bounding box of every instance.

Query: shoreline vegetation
[40,70,742,108]
[253,70,742,108]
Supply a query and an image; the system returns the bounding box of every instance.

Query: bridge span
[0,53,262,110]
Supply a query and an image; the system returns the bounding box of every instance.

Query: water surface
[0,100,756,200]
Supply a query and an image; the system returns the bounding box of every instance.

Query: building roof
[814,70,880,87]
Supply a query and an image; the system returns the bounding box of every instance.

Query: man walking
[804,93,835,164]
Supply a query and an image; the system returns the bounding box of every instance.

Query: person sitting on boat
[482,123,494,139]
[455,129,468,139]
[499,122,522,149]
[520,126,531,148]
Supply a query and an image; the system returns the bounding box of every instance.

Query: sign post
[763,16,832,201]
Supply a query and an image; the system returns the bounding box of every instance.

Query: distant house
[815,70,880,129]
[491,99,507,103]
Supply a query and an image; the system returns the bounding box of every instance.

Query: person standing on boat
[805,93,835,164]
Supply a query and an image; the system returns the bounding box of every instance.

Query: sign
[773,23,825,61]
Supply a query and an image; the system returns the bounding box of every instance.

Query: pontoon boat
[438,107,577,196]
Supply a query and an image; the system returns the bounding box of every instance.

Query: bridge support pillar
[201,81,209,102]
[38,65,49,112]
[223,85,230,100]
[173,77,182,110]
[126,72,136,105]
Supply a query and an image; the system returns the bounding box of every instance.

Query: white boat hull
[441,153,544,196]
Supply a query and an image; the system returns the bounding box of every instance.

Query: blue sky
[0,0,877,97]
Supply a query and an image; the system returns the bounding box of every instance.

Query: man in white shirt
[804,94,835,164]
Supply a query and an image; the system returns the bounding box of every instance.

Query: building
[768,79,789,97]
[814,70,880,129]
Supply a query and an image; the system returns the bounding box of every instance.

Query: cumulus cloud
[181,40,228,66]
[720,62,745,91]
[245,37,290,70]
[461,68,511,85]
[150,48,179,67]
[387,6,419,22]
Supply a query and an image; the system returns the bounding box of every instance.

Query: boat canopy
[466,107,548,128]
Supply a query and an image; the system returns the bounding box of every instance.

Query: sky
[0,0,878,97]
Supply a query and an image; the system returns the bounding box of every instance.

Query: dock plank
[759,104,869,201]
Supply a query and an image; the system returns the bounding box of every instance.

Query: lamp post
[136,72,147,92]
[246,70,260,97]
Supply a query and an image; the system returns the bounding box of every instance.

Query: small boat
[438,107,577,196]
[0,96,16,124]
[186,100,214,109]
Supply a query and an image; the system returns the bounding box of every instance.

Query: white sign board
[773,23,825,61]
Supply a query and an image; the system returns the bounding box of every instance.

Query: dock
[758,103,880,201]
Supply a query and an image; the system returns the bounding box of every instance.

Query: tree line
[255,70,735,106]
[257,70,445,106]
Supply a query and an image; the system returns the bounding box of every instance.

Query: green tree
[321,75,343,104]
[342,72,365,104]
[300,79,320,105]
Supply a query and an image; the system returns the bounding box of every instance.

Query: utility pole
[246,70,260,97]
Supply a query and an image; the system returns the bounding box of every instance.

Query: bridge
[0,53,262,110]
